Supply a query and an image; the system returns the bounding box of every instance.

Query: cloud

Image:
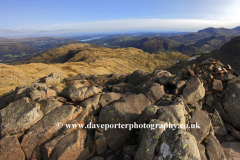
[37,18,240,31]
[1,18,240,36]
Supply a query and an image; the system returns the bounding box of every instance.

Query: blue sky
[1,0,240,36]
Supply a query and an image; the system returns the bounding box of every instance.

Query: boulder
[0,136,25,160]
[221,142,240,160]
[154,128,201,160]
[43,72,61,86]
[30,89,46,101]
[98,94,151,150]
[212,79,223,92]
[223,76,240,129]
[99,92,124,107]
[134,119,165,160]
[127,70,149,86]
[211,110,228,138]
[156,97,186,126]
[206,135,227,160]
[21,105,79,159]
[197,143,207,160]
[81,93,101,115]
[95,135,108,155]
[190,110,211,143]
[138,105,159,124]
[50,130,87,160]
[61,85,102,102]
[183,76,205,105]
[175,80,186,95]
[39,99,63,114]
[169,69,184,85]
[223,73,236,81]
[1,97,44,137]
[141,83,165,104]
[156,71,172,85]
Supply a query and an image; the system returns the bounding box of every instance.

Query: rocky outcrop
[0,58,239,160]
[223,76,240,129]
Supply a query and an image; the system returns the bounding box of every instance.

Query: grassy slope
[1,43,190,96]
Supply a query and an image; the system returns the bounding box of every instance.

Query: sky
[1,0,240,36]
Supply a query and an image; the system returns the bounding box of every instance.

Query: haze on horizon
[1,0,240,37]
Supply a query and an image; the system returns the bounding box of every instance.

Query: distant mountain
[13,43,190,70]
[0,42,38,62]
[192,35,238,52]
[169,26,240,44]
[117,37,205,56]
[0,37,82,63]
[166,36,240,74]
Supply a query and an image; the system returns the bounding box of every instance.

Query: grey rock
[183,76,205,105]
[1,97,44,137]
[206,135,227,160]
[190,110,211,143]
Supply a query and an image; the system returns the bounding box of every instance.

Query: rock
[223,73,236,81]
[157,71,172,85]
[212,79,223,92]
[123,145,138,158]
[61,85,102,102]
[43,72,61,86]
[112,82,134,93]
[169,69,184,85]
[214,102,231,124]
[99,93,151,125]
[134,119,165,160]
[231,129,240,140]
[183,76,205,105]
[90,156,104,160]
[141,83,165,104]
[99,92,124,107]
[123,154,131,160]
[205,95,214,107]
[95,135,108,155]
[190,110,211,143]
[50,130,87,160]
[175,80,186,95]
[138,105,159,124]
[81,93,101,115]
[154,128,201,160]
[0,136,25,160]
[223,76,240,129]
[0,97,44,137]
[186,65,195,76]
[30,89,46,101]
[127,70,149,86]
[197,143,207,160]
[42,133,65,160]
[21,105,78,159]
[206,135,227,160]
[39,99,63,114]
[211,110,228,137]
[156,97,186,126]
[45,89,57,98]
[98,94,151,150]
[221,142,240,160]
[50,85,64,94]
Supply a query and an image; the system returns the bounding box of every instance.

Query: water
[187,57,197,61]
[81,36,103,42]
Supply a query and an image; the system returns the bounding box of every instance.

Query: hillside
[166,36,240,74]
[192,35,238,51]
[169,26,240,44]
[1,43,191,96]
[115,37,205,56]
[0,42,38,62]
